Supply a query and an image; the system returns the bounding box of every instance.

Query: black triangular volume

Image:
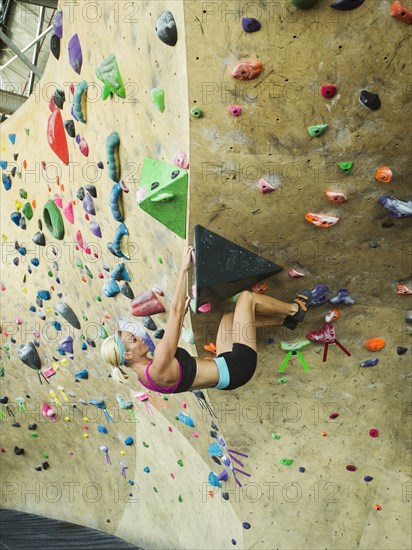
[193,225,283,312]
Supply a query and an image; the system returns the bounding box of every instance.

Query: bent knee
[237,290,254,304]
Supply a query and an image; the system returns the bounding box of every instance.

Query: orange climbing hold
[325,308,341,323]
[375,166,393,183]
[305,213,340,228]
[204,342,217,353]
[31,199,36,208]
[365,338,385,351]
[232,60,263,80]
[325,191,347,203]
[391,1,412,24]
[251,282,269,293]
[397,283,412,295]
[373,504,382,511]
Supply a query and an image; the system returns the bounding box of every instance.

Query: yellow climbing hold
[83,417,89,422]
[65,417,71,422]
[23,287,27,294]
[14,200,22,210]
[83,433,89,438]
[2,234,7,242]
[120,451,125,455]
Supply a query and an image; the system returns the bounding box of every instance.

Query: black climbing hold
[397,346,408,355]
[42,461,50,470]
[194,225,283,311]
[156,10,177,47]
[13,153,18,161]
[222,491,229,500]
[212,456,221,465]
[32,231,46,246]
[153,328,165,339]
[382,221,394,228]
[28,423,37,430]
[14,446,25,455]
[12,422,20,428]
[64,120,76,138]
[242,17,261,32]
[53,89,65,109]
[120,282,134,299]
[142,316,157,331]
[38,219,42,230]
[76,187,85,201]
[211,421,219,430]
[170,170,180,179]
[359,90,381,111]
[151,182,160,190]
[331,0,365,10]
[50,34,60,59]
[86,338,96,347]
[242,522,251,530]
[11,166,17,177]
[19,217,26,230]
[34,465,42,471]
[85,184,97,198]
[210,430,218,438]
[0,396,8,404]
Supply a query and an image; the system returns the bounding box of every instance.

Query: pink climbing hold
[54,197,63,208]
[79,137,89,157]
[42,403,57,421]
[288,267,305,278]
[369,428,379,437]
[258,178,276,194]
[173,151,189,169]
[131,290,165,317]
[321,83,337,99]
[63,202,74,224]
[198,303,211,313]
[229,105,242,117]
[325,191,347,203]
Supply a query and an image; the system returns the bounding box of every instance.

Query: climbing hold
[378,195,412,218]
[72,80,88,123]
[229,105,242,117]
[307,124,328,137]
[68,33,83,74]
[360,358,379,367]
[173,151,189,169]
[325,308,341,322]
[232,61,262,80]
[272,433,281,439]
[208,472,221,488]
[305,213,339,227]
[369,428,379,437]
[306,323,336,344]
[156,10,178,46]
[391,1,412,24]
[120,282,134,299]
[278,377,288,384]
[111,263,131,282]
[10,212,21,226]
[190,107,203,118]
[346,465,357,471]
[321,83,337,98]
[8,133,16,144]
[107,223,129,259]
[109,182,124,221]
[53,89,65,110]
[373,504,382,511]
[75,369,88,379]
[153,328,164,339]
[131,290,165,317]
[95,54,126,99]
[151,88,165,112]
[397,346,408,354]
[82,193,95,215]
[79,137,89,156]
[137,158,188,238]
[288,267,306,278]
[98,425,107,433]
[396,284,412,295]
[242,17,261,32]
[329,412,339,419]
[375,166,393,183]
[62,202,74,225]
[2,174,11,191]
[364,476,373,482]
[47,109,69,165]
[242,522,251,530]
[103,279,120,297]
[106,132,120,182]
[42,403,57,421]
[365,338,385,351]
[338,161,353,175]
[178,410,195,427]
[258,178,276,194]
[124,436,134,446]
[43,199,64,240]
[289,0,318,7]
[329,289,355,305]
[52,10,62,37]
[18,342,41,370]
[50,34,60,59]
[299,467,306,473]
[330,0,365,9]
[325,191,347,203]
[279,458,294,466]
[359,90,381,111]
[14,447,25,455]
[55,302,81,329]
[142,316,157,331]
[64,120,75,138]
[60,336,73,354]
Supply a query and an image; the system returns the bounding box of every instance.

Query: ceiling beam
[15,0,58,8]
[0,28,42,79]
[0,89,27,115]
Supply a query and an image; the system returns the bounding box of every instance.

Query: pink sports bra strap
[138,358,183,394]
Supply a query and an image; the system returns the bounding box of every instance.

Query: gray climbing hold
[64,120,75,138]
[18,342,41,370]
[142,316,157,331]
[55,302,81,329]
[120,282,134,299]
[32,231,46,246]
[53,89,65,109]
[156,11,177,46]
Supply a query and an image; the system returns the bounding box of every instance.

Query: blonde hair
[100,334,129,384]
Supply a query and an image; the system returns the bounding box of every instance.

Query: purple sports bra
[138,357,183,394]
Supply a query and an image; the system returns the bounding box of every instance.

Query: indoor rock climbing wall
[0,1,411,550]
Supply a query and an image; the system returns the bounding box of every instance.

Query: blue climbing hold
[364,475,373,482]
[8,134,16,144]
[124,436,134,446]
[81,342,87,350]
[18,247,26,256]
[111,262,131,282]
[299,467,306,472]
[37,290,51,300]
[2,174,12,190]
[30,258,40,267]
[143,466,150,473]
[109,182,124,222]
[208,442,223,457]
[98,425,107,433]
[178,410,195,427]
[103,279,120,297]
[208,472,222,487]
[0,160,7,169]
[11,212,21,226]
[75,368,88,379]
[242,522,251,530]
[360,358,379,367]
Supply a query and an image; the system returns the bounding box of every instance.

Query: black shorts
[174,347,197,393]
[217,343,258,390]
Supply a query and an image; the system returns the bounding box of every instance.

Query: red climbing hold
[321,83,337,99]
[47,109,69,165]
[369,428,379,437]
[391,1,412,24]
[131,290,165,317]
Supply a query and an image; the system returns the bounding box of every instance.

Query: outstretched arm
[153,246,193,367]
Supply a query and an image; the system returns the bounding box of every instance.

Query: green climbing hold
[43,199,64,240]
[31,433,39,437]
[289,0,318,8]
[82,313,88,321]
[190,107,203,118]
[25,128,29,136]
[22,203,33,220]
[338,161,353,175]
[48,271,53,277]
[0,367,5,376]
[151,88,165,112]
[150,421,156,426]
[143,442,149,448]
[156,256,163,264]
[137,158,188,238]
[153,487,158,493]
[177,459,184,467]
[278,377,288,384]
[98,325,108,339]
[42,453,49,458]
[84,266,93,279]
[97,295,102,302]
[73,80,88,123]
[307,124,328,137]
[19,189,27,199]
[76,259,83,269]
[95,54,126,100]
[279,458,294,466]
[178,495,183,502]
[272,433,281,440]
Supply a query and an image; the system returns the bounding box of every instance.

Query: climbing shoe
[283,290,312,330]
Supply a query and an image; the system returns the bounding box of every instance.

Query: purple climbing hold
[97,161,104,169]
[242,522,251,530]
[82,193,95,215]
[331,0,365,9]
[360,358,379,367]
[89,221,102,238]
[310,284,329,305]
[60,336,74,354]
[242,17,261,32]
[68,34,83,74]
[329,288,355,305]
[378,195,412,218]
[52,11,63,38]
[364,476,373,482]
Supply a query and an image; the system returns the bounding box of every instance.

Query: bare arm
[153,246,193,368]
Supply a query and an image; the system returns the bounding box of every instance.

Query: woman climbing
[100,246,311,393]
